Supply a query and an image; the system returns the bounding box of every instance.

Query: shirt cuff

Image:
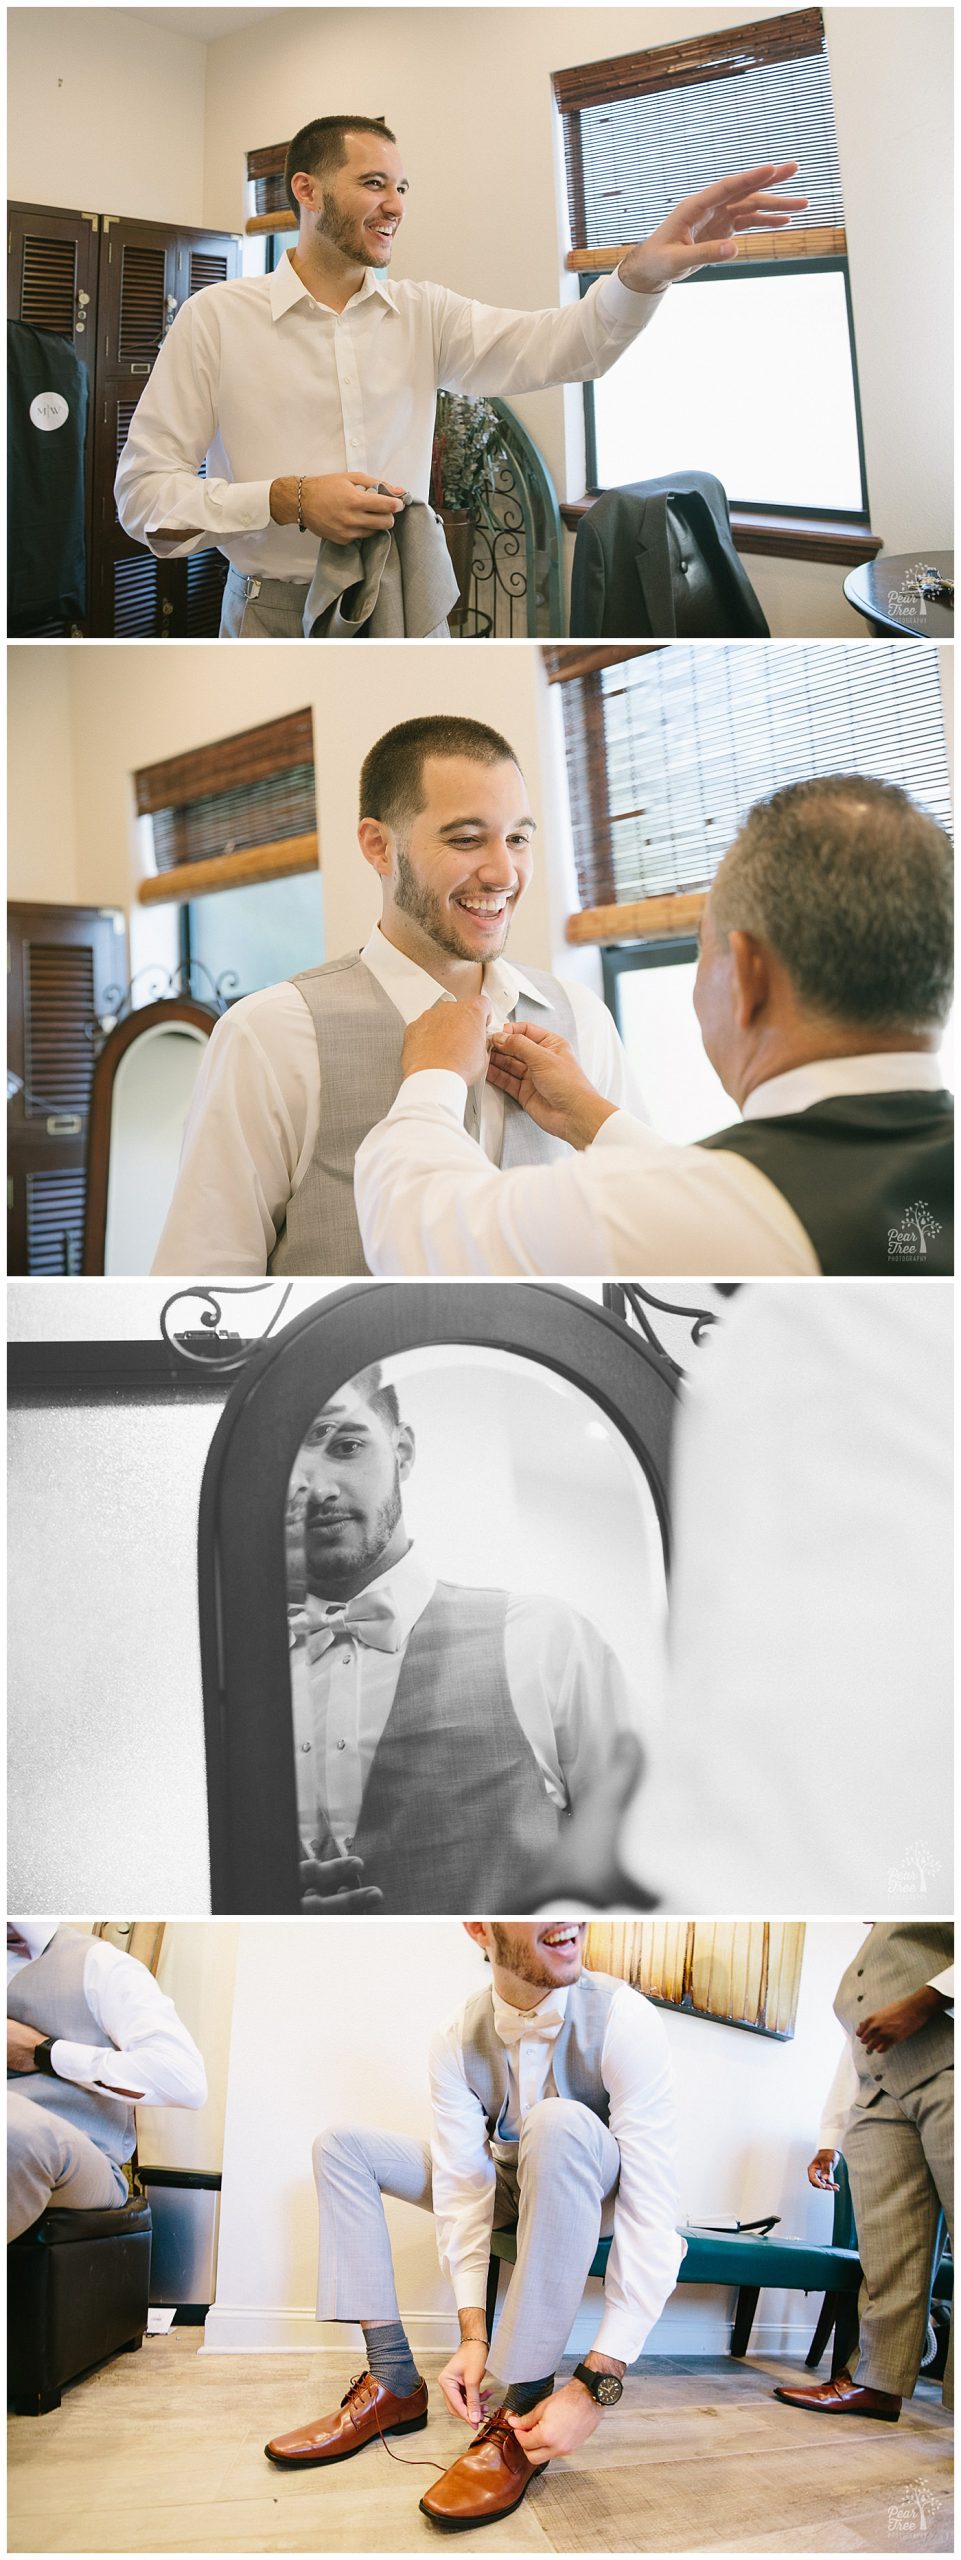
[390,1069,470,1121]
[146,477,274,543]
[590,2305,645,2362]
[589,1108,643,1149]
[453,2263,493,2311]
[594,270,667,330]
[50,2040,146,2100]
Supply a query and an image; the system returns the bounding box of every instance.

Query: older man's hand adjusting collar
[401,995,493,1087]
[488,1021,619,1150]
[618,162,808,295]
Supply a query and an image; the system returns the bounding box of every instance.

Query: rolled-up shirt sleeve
[51,1941,207,2111]
[592,1987,685,2362]
[429,2022,497,2310]
[433,270,664,398]
[115,299,273,558]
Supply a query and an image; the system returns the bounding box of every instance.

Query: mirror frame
[197,1281,682,1913]
[81,999,218,1275]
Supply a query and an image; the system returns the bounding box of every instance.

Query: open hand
[618,163,808,295]
[402,996,491,1088]
[857,1988,946,2053]
[487,1020,617,1148]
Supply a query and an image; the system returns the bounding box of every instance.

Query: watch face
[594,2374,622,2405]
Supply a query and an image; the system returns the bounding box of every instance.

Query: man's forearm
[458,2307,489,2345]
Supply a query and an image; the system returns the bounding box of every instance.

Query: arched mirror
[82,1000,216,1275]
[198,1283,682,1914]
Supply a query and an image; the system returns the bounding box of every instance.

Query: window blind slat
[562,646,952,913]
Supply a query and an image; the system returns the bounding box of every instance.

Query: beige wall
[8,650,81,903]
[207,1917,865,2357]
[7,8,208,227]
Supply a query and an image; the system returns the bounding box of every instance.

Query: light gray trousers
[219,566,452,640]
[312,2098,620,2385]
[847,2071,953,2404]
[7,2093,127,2240]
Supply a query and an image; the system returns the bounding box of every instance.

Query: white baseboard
[201,2306,823,2359]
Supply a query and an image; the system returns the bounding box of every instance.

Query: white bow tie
[493,1997,567,2048]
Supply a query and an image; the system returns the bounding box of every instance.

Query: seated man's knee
[519,2096,600,2151]
[7,2091,59,2171]
[312,2122,367,2182]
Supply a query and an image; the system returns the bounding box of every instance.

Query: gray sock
[362,2319,422,2399]
[503,2374,555,2417]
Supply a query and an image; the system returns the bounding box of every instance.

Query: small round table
[843,552,954,638]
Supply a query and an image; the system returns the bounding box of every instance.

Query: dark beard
[315,190,381,267]
[303,1475,403,1594]
[489,1926,577,1990]
[394,845,511,965]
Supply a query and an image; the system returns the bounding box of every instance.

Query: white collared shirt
[115,254,661,580]
[152,925,641,1276]
[429,1977,684,2362]
[290,1545,642,1857]
[355,1051,949,1277]
[6,1926,207,2112]
[818,1965,954,2150]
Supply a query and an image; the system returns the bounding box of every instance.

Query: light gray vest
[459,1969,622,2150]
[835,1924,954,2104]
[7,1927,137,2170]
[269,951,580,1275]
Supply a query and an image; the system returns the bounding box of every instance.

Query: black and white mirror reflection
[284,1347,666,1914]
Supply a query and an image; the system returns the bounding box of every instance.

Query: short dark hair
[359,715,521,835]
[712,774,954,1032]
[284,116,397,218]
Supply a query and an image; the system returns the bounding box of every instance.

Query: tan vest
[269,952,580,1275]
[835,1923,954,2103]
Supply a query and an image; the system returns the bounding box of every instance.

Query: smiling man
[114,112,805,635]
[264,1921,683,2531]
[152,713,639,1274]
[285,1369,643,1914]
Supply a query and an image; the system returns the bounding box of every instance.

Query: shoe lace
[342,2370,446,2476]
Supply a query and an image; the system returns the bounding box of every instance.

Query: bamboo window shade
[585,1920,806,2039]
[135,710,318,906]
[554,644,953,943]
[553,10,845,270]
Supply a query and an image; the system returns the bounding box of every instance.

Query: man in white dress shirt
[7,1921,207,2237]
[287,1370,641,1915]
[114,115,805,637]
[152,714,641,1275]
[355,774,954,1276]
[264,1921,683,2530]
[774,1925,953,2421]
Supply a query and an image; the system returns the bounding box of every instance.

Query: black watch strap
[573,2360,623,2406]
[33,2037,57,2076]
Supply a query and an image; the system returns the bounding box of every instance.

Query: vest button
[299,1743,312,1754]
[857,1968,864,1976]
[336,1738,347,1750]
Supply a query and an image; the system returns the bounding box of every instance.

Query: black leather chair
[8,2195,152,2414]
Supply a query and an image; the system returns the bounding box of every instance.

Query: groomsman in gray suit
[152,713,639,1276]
[288,1374,643,1915]
[775,1924,953,2420]
[264,1921,683,2529]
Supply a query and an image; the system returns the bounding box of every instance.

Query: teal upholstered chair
[485,2159,863,2377]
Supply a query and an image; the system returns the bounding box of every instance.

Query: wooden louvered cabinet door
[7,902,128,1275]
[90,216,240,636]
[7,202,100,629]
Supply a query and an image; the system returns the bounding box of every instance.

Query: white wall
[7,8,208,228]
[206,1917,865,2357]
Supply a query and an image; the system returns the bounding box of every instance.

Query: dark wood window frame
[134,709,318,907]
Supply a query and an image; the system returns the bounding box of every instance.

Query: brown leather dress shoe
[265,2369,428,2466]
[773,2373,902,2421]
[419,2408,542,2531]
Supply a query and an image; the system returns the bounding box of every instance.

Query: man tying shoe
[263,1920,683,2527]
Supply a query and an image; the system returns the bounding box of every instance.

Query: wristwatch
[32,2037,57,2076]
[573,2361,623,2406]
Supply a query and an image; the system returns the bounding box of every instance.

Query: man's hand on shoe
[438,2340,491,2426]
[299,1850,383,1912]
[857,1987,949,2052]
[505,2379,603,2464]
[402,996,492,1088]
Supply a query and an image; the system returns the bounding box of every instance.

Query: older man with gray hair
[355,773,954,1276]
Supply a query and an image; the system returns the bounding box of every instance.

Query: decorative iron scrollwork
[159,1281,294,1374]
[603,1281,729,1376]
[88,960,239,1053]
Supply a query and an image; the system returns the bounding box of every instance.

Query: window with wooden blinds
[134,710,318,906]
[554,644,952,940]
[553,11,844,267]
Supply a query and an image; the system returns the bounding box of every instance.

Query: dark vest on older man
[7,1927,136,2170]
[699,1091,953,1275]
[345,1582,562,1914]
[268,951,580,1276]
[834,1923,954,2106]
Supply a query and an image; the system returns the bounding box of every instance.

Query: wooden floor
[8,2337,953,2554]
